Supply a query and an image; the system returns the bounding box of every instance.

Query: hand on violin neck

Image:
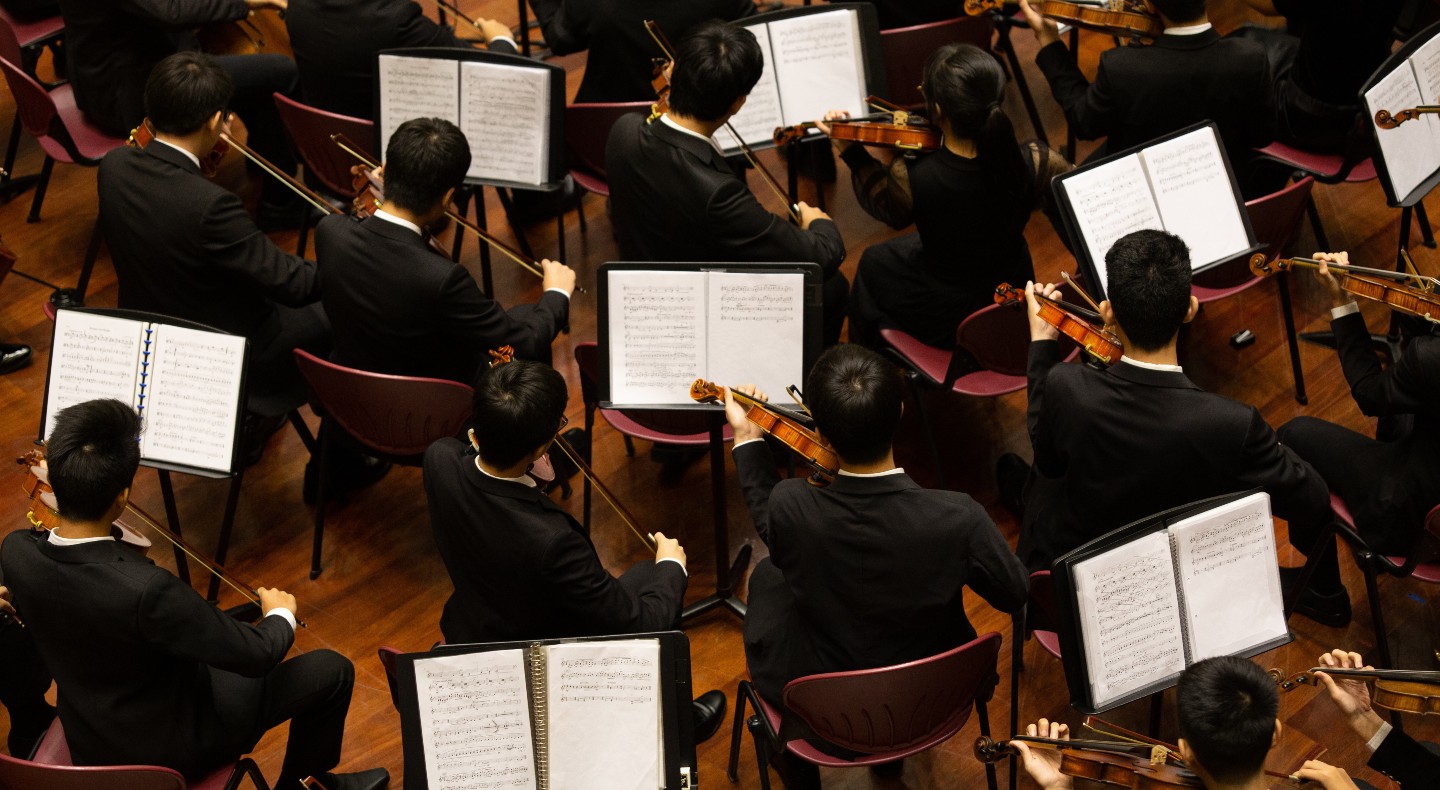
[722,385,767,444]
[1025,281,1063,343]
[1312,251,1349,308]
[1315,649,1385,744]
[1018,0,1062,46]
[816,110,854,152]
[1013,719,1073,790]
[651,532,686,571]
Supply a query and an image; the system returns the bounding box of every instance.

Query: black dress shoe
[311,768,390,790]
[691,689,727,744]
[0,343,32,375]
[1280,567,1352,627]
[995,453,1031,516]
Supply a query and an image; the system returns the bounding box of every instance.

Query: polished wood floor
[1,1,1437,787]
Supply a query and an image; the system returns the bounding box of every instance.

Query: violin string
[549,438,655,551]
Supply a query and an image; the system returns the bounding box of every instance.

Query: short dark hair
[383,117,472,213]
[144,52,233,136]
[669,20,763,122]
[1150,0,1207,24]
[1105,229,1192,352]
[806,344,902,465]
[1176,656,1277,785]
[471,361,569,469]
[46,399,142,522]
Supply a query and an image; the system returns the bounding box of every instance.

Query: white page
[1411,33,1440,104]
[546,640,660,790]
[706,271,805,403]
[1364,62,1440,201]
[768,10,868,128]
[138,326,245,473]
[1139,127,1250,269]
[44,311,144,439]
[1072,531,1187,708]
[1169,492,1286,662]
[723,23,783,150]
[607,271,707,405]
[460,61,550,185]
[1059,156,1164,288]
[414,649,538,790]
[378,55,459,158]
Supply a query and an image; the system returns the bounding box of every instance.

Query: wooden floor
[2,1,1438,787]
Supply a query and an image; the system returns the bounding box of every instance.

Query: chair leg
[1306,194,1331,252]
[727,681,750,783]
[3,113,20,183]
[310,421,331,579]
[1276,271,1307,405]
[623,435,636,457]
[26,156,54,223]
[977,697,998,790]
[1009,613,1025,790]
[577,191,588,234]
[748,715,774,790]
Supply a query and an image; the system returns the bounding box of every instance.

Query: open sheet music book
[720,7,872,152]
[1053,123,1255,299]
[1057,491,1289,712]
[377,51,556,187]
[41,309,247,476]
[1363,25,1440,203]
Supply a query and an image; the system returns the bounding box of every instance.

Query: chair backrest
[564,102,651,187]
[572,341,713,436]
[0,57,58,141]
[1025,570,1061,635]
[5,720,186,790]
[781,632,1001,754]
[879,16,995,109]
[0,12,24,66]
[292,349,473,460]
[273,93,375,198]
[1194,176,1315,291]
[954,302,1031,377]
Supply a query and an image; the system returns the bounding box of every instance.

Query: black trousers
[248,302,333,416]
[0,621,55,756]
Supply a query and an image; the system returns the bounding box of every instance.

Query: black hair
[144,52,234,136]
[922,43,1032,212]
[1150,0,1207,24]
[46,399,142,522]
[470,361,569,469]
[1104,229,1193,351]
[668,20,764,122]
[805,344,902,466]
[383,117,472,214]
[1176,656,1278,785]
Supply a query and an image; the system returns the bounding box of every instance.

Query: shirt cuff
[1330,300,1360,321]
[732,438,765,452]
[657,556,687,576]
[489,35,517,49]
[545,287,572,300]
[265,607,297,633]
[1365,720,1392,753]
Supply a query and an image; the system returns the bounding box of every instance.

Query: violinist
[422,360,728,741]
[100,53,331,466]
[1276,252,1440,627]
[1003,230,1330,574]
[1307,649,1440,788]
[0,399,388,790]
[604,20,850,345]
[725,344,1027,786]
[819,43,1069,349]
[316,116,574,380]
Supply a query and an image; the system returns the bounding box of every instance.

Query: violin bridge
[1148,745,1166,766]
[893,110,910,126]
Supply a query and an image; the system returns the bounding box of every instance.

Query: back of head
[1104,229,1192,351]
[669,20,763,122]
[47,399,142,522]
[1149,0,1207,24]
[144,52,234,136]
[1176,656,1278,785]
[923,43,1029,204]
[471,361,569,469]
[806,344,902,465]
[383,117,472,214]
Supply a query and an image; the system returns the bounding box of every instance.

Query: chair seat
[10,12,63,49]
[1256,142,1376,182]
[44,83,125,162]
[569,169,609,197]
[600,410,733,446]
[1033,629,1062,660]
[880,327,1027,396]
[752,690,950,768]
[1330,493,1356,527]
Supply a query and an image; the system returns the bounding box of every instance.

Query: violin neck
[1283,257,1427,285]
[1009,735,1168,759]
[1315,667,1440,685]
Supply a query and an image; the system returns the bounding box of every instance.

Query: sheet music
[460,61,550,185]
[607,271,707,405]
[139,325,245,473]
[1138,127,1250,269]
[546,640,661,790]
[723,22,783,149]
[1411,33,1440,105]
[378,54,460,158]
[1364,61,1440,201]
[1073,530,1186,708]
[706,271,805,404]
[1059,156,1164,288]
[1169,492,1286,662]
[44,311,144,439]
[414,649,538,790]
[768,10,867,129]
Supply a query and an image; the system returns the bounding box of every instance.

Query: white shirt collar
[474,455,537,488]
[1165,22,1213,35]
[660,113,723,152]
[48,530,116,546]
[152,138,201,170]
[837,467,906,478]
[372,208,424,236]
[1119,356,1184,373]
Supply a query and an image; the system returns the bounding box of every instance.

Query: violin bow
[1060,271,1105,314]
[431,0,487,34]
[219,133,338,217]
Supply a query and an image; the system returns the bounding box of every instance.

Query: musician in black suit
[0,399,386,790]
[1306,649,1440,789]
[1277,253,1440,625]
[317,117,573,380]
[1007,231,1331,605]
[99,54,329,426]
[1018,0,1275,192]
[0,585,54,757]
[605,20,850,345]
[285,0,518,120]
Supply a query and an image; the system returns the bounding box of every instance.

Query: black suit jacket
[1018,341,1330,568]
[0,529,293,775]
[734,441,1028,701]
[424,438,688,644]
[1370,727,1440,788]
[1035,30,1275,167]
[285,0,515,120]
[606,113,845,272]
[315,214,568,381]
[57,0,249,136]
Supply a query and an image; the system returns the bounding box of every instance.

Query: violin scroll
[973,736,1012,764]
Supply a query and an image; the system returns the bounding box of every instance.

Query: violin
[129,118,229,179]
[1248,253,1440,325]
[1375,106,1440,130]
[18,452,152,555]
[1272,666,1440,717]
[995,282,1124,365]
[965,0,1163,41]
[975,735,1200,789]
[774,101,942,152]
[689,380,838,485]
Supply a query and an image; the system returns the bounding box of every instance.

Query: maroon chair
[293,349,474,578]
[561,101,650,258]
[879,16,995,110]
[271,94,376,256]
[21,718,269,789]
[0,7,64,191]
[1250,140,1380,252]
[727,632,1003,790]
